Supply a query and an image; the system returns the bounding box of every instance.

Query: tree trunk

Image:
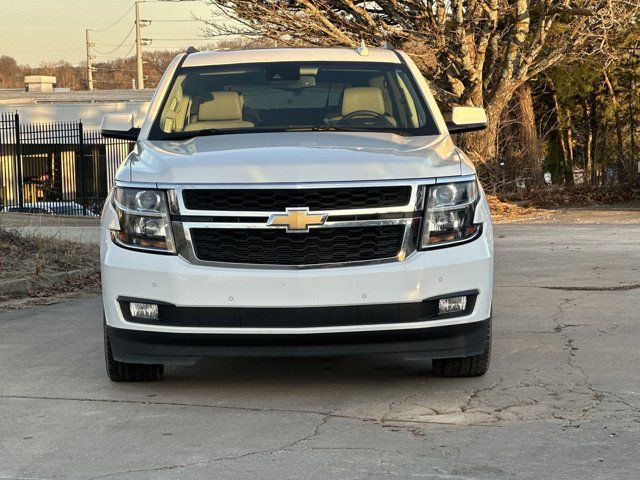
[457,114,502,188]
[456,92,513,188]
[557,129,570,184]
[565,108,576,185]
[459,118,499,163]
[514,83,543,185]
[550,82,572,185]
[630,77,638,183]
[604,71,627,183]
[580,99,592,184]
[589,94,599,185]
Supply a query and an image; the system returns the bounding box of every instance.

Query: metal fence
[0,112,134,216]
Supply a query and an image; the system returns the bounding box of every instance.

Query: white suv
[100,47,494,381]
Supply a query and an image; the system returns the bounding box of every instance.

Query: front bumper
[101,221,493,340]
[107,318,490,364]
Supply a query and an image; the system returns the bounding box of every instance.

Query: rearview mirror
[101,113,140,141]
[446,107,487,134]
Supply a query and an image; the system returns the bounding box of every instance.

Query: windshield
[150,61,439,139]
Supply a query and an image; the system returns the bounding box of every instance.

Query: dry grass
[0,227,99,282]
[488,185,640,223]
[487,195,553,223]
[500,184,640,209]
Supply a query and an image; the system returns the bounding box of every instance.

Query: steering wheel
[338,110,395,127]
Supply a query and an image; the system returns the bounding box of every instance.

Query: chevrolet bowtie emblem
[267,207,328,232]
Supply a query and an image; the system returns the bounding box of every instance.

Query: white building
[0,88,153,129]
[0,88,152,209]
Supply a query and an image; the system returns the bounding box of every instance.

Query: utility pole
[135,1,144,90]
[85,29,95,91]
[134,1,151,90]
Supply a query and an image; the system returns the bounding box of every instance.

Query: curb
[0,268,99,297]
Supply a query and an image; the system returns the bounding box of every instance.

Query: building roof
[0,88,154,106]
[182,47,402,68]
[24,75,56,83]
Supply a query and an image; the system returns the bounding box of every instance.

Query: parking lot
[1,222,639,479]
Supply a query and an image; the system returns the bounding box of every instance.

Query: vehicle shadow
[166,354,437,386]
[122,355,461,422]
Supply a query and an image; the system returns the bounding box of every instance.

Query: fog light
[438,296,467,314]
[129,302,159,320]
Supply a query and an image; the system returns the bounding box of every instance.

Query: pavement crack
[87,414,331,479]
[0,393,497,428]
[460,378,503,413]
[549,295,607,426]
[381,392,417,422]
[495,284,640,292]
[543,284,640,292]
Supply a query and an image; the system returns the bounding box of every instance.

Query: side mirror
[446,107,487,134]
[101,113,140,140]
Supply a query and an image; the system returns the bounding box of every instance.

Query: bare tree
[201,0,639,165]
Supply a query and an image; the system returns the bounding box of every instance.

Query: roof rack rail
[185,46,199,55]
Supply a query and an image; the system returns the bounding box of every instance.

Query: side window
[395,71,427,128]
[159,75,189,132]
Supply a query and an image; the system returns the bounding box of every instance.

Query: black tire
[104,322,164,382]
[432,318,491,377]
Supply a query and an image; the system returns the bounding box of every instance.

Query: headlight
[420,180,481,249]
[111,187,175,253]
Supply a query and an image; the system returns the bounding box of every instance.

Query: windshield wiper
[284,125,360,133]
[162,125,412,140]
[284,125,411,136]
[163,128,223,140]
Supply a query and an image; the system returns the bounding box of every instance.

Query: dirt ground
[0,228,98,281]
[490,198,640,224]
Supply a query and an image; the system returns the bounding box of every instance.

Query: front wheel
[104,321,164,382]
[432,318,491,377]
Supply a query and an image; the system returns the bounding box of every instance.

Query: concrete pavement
[1,224,639,479]
[0,212,100,244]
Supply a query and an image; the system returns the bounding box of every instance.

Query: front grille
[183,186,412,211]
[190,225,405,266]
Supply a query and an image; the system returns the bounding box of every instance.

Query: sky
[0,0,224,65]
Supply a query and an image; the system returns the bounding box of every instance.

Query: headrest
[198,91,243,121]
[368,76,385,90]
[341,87,385,116]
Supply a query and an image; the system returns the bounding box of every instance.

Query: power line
[138,0,207,2]
[146,19,204,22]
[89,3,135,33]
[93,25,135,55]
[93,54,134,60]
[85,0,207,90]
[148,37,207,41]
[94,42,136,47]
[122,43,136,58]
[94,66,137,73]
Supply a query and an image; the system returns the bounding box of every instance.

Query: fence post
[78,120,87,215]
[13,112,24,209]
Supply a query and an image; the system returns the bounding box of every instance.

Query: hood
[120,131,463,185]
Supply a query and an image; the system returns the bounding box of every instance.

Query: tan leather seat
[184,91,254,131]
[368,77,393,115]
[330,87,396,126]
